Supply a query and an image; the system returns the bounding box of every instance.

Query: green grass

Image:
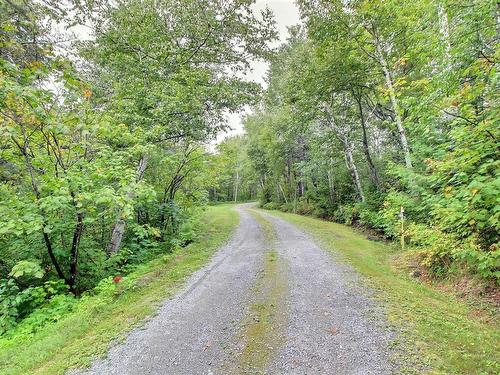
[234,210,287,374]
[0,205,239,375]
[237,249,287,374]
[263,209,499,375]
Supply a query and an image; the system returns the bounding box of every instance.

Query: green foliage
[408,223,500,280]
[0,205,238,375]
[238,0,499,283]
[9,261,44,280]
[208,136,258,202]
[4,294,76,341]
[261,202,279,210]
[0,278,69,335]
[0,0,275,338]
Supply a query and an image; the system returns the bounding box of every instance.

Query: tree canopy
[0,0,275,334]
[228,0,499,282]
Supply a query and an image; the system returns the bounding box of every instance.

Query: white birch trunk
[438,3,452,62]
[234,170,239,202]
[108,155,148,254]
[327,168,335,203]
[375,40,413,170]
[344,142,365,202]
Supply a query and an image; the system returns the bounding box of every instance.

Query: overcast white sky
[222,0,301,141]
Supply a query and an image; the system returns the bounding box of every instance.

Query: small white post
[399,206,405,251]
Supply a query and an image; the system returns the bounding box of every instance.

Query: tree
[242,0,499,281]
[79,0,276,253]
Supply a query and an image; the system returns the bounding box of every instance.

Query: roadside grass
[0,204,239,375]
[264,209,499,375]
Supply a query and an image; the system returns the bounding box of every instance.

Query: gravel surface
[73,204,399,374]
[260,210,397,375]
[74,205,266,375]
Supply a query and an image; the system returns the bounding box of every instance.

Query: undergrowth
[0,205,238,375]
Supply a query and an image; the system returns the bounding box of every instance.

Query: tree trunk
[12,131,69,285]
[322,100,365,202]
[355,92,380,188]
[234,170,239,202]
[375,39,413,170]
[344,142,365,202]
[327,168,335,204]
[69,209,84,295]
[278,183,288,204]
[108,155,148,254]
[298,179,305,197]
[496,2,500,41]
[437,3,452,63]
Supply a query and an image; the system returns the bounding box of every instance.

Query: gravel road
[74,204,398,375]
[259,210,396,375]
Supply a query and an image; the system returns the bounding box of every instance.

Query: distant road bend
[77,203,398,375]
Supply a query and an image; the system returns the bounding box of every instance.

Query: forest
[219,0,499,283]
[0,0,498,372]
[0,0,275,335]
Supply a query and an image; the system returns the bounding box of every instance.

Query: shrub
[262,202,278,210]
[295,198,314,215]
[379,191,425,238]
[358,205,386,233]
[407,223,500,281]
[333,204,358,225]
[0,278,69,335]
[312,206,328,218]
[280,202,294,212]
[4,294,75,340]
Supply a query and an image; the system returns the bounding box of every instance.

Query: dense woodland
[219,0,499,285]
[0,0,498,344]
[0,0,275,335]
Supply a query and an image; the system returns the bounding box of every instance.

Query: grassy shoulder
[0,204,239,375]
[263,209,499,375]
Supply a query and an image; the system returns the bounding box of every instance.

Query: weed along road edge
[74,203,401,375]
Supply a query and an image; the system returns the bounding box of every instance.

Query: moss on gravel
[235,210,288,374]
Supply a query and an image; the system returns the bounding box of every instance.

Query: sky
[221,0,301,141]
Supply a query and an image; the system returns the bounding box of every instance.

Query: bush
[295,198,314,215]
[4,294,75,340]
[379,191,425,238]
[262,202,278,210]
[0,278,69,335]
[358,205,386,233]
[408,223,500,281]
[333,204,358,225]
[280,202,294,212]
[312,206,328,218]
